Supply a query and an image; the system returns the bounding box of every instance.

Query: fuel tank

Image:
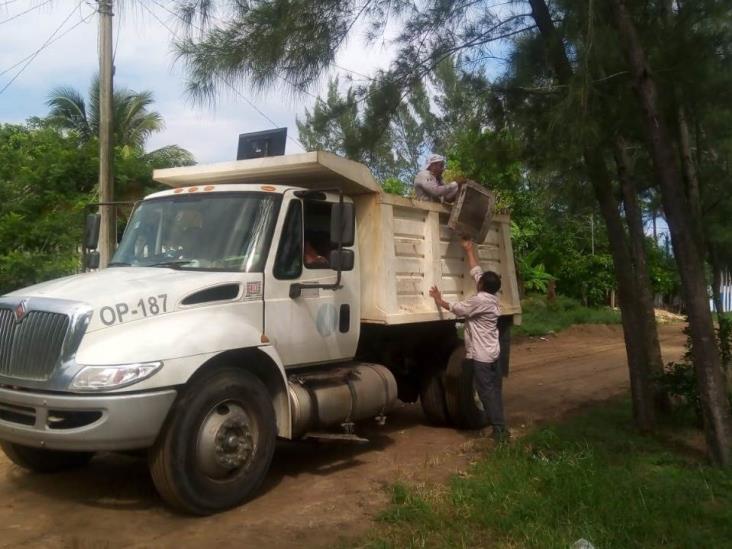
[288,363,398,438]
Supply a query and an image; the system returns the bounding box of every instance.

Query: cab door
[263,192,359,367]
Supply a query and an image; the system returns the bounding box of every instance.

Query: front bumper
[0,386,177,451]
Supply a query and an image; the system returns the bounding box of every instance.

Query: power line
[0,0,24,9]
[137,0,306,152]
[0,0,53,26]
[0,0,88,96]
[0,8,95,79]
[332,63,375,81]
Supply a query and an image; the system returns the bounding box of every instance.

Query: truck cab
[0,151,519,515]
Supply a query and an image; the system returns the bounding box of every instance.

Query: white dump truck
[0,151,520,514]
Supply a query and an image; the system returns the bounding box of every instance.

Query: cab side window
[274,201,303,279]
[303,199,333,270]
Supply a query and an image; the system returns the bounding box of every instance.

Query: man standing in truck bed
[414,154,460,202]
[429,238,508,441]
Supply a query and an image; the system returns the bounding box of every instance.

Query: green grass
[362,400,732,549]
[514,295,622,337]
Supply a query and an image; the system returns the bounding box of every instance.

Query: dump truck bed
[355,192,520,325]
[154,151,521,326]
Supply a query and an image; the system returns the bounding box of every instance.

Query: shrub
[381,177,408,196]
[658,320,732,426]
[515,295,621,337]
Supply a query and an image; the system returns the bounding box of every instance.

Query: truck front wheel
[149,367,276,515]
[0,442,93,473]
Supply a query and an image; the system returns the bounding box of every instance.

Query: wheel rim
[195,401,258,480]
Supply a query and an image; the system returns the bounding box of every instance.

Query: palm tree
[46,77,194,166]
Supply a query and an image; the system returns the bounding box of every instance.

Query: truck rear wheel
[443,345,490,430]
[0,442,93,473]
[419,367,450,426]
[149,367,276,515]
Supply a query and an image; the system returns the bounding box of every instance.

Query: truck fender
[192,345,292,439]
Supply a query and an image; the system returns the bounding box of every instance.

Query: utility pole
[98,0,115,268]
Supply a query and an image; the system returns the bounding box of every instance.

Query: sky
[0,0,396,163]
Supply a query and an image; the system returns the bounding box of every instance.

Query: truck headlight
[71,362,163,391]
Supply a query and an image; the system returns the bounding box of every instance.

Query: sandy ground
[0,324,686,549]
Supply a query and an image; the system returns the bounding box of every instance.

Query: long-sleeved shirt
[449,266,501,363]
[414,169,459,202]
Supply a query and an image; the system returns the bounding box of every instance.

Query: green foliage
[659,321,732,425]
[113,144,193,200]
[514,295,621,337]
[646,238,681,297]
[1,84,195,294]
[556,253,616,307]
[510,210,620,307]
[45,78,194,201]
[0,123,97,293]
[516,250,553,294]
[296,77,428,182]
[381,177,407,196]
[659,362,702,425]
[365,400,732,548]
[47,77,165,150]
[296,62,475,182]
[719,316,732,372]
[447,128,523,203]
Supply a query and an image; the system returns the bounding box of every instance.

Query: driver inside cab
[172,209,204,259]
[303,230,330,269]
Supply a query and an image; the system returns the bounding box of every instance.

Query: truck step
[302,432,369,443]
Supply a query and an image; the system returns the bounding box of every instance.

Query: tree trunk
[614,137,669,412]
[528,0,659,431]
[662,0,705,250]
[676,100,705,248]
[587,152,658,430]
[610,0,732,465]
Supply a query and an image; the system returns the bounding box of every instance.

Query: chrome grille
[0,308,69,381]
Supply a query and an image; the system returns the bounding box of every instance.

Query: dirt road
[0,324,686,548]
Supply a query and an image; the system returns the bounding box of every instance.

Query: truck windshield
[111,192,281,272]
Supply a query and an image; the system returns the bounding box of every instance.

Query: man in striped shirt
[429,238,508,441]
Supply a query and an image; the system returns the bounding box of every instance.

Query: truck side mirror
[84,213,101,250]
[85,251,100,270]
[329,249,354,271]
[330,202,354,246]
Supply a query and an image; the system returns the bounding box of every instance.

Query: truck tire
[419,367,450,426]
[443,345,490,430]
[0,442,93,473]
[149,367,276,515]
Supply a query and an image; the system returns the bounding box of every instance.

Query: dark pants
[473,359,506,429]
